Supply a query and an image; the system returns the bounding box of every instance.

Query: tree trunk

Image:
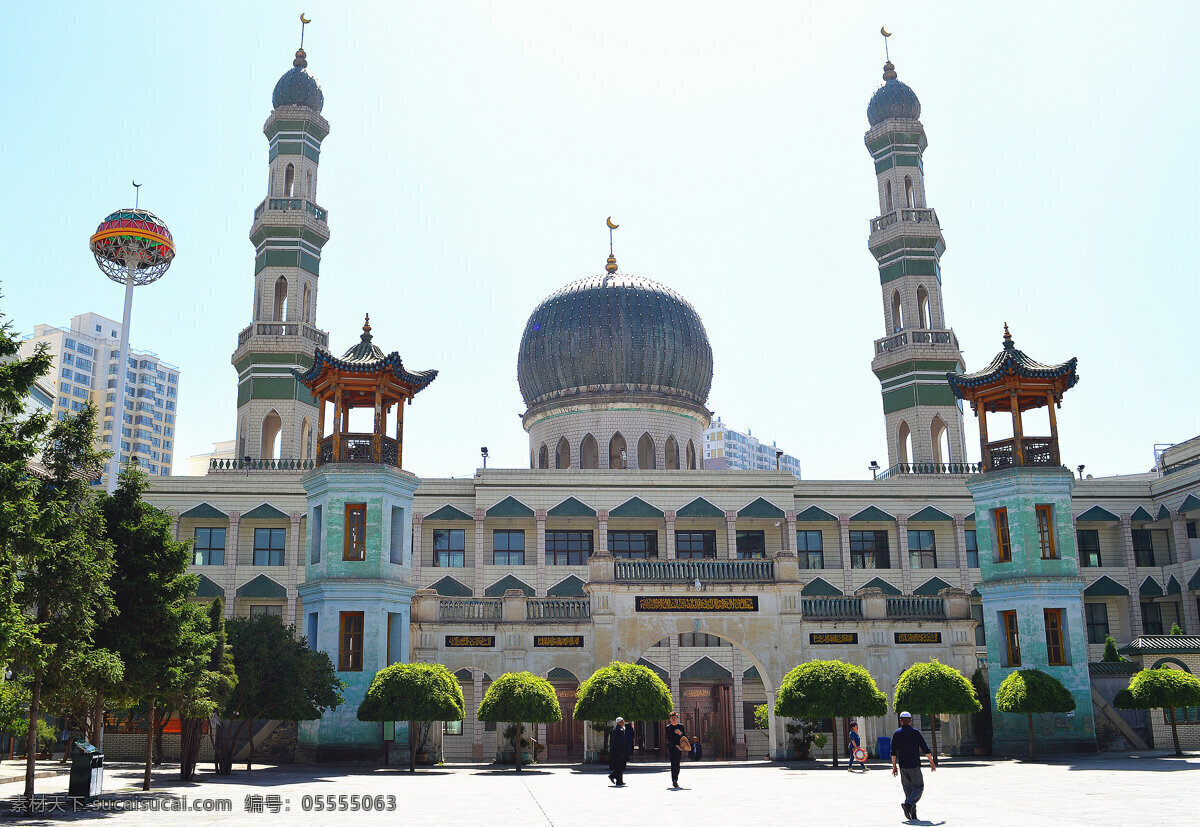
[214,720,234,776]
[409,721,416,773]
[1168,707,1182,756]
[1026,711,1035,760]
[180,718,203,781]
[515,722,522,773]
[23,676,42,804]
[142,698,155,791]
[928,711,938,757]
[154,710,170,766]
[245,718,258,772]
[92,691,105,751]
[830,718,838,768]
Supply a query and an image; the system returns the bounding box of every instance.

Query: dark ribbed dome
[518,273,713,410]
[272,49,324,113]
[867,62,920,126]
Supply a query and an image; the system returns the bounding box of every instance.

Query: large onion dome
[518,273,713,411]
[272,48,324,113]
[867,61,920,126]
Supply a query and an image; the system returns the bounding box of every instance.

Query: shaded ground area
[0,752,1196,825]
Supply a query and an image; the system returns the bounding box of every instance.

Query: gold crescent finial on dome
[605,217,619,273]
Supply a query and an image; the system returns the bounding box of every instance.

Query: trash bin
[68,741,103,803]
[876,736,891,762]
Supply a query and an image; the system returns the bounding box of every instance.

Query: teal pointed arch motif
[676,497,724,519]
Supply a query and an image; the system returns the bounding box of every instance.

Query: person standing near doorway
[891,711,935,821]
[608,717,634,786]
[665,712,688,789]
[847,721,868,772]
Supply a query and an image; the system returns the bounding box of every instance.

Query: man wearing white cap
[608,717,634,786]
[891,711,935,821]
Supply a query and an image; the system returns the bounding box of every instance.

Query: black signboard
[809,632,859,645]
[635,596,759,613]
[445,635,495,648]
[534,635,584,648]
[894,632,942,644]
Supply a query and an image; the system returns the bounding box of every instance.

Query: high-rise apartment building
[21,312,181,486]
[703,415,802,477]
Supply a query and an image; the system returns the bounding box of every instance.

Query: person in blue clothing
[846,721,868,772]
[890,711,936,821]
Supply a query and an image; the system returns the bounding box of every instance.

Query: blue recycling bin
[876,736,891,761]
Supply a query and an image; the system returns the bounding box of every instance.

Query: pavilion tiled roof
[947,328,1078,398]
[1118,635,1200,656]
[294,318,437,392]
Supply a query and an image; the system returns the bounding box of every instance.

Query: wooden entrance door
[546,684,583,760]
[681,684,732,759]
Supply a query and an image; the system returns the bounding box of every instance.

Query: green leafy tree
[97,464,212,791]
[753,703,769,730]
[179,597,237,781]
[0,678,32,746]
[994,668,1075,759]
[10,405,115,803]
[1169,623,1183,636]
[1101,635,1125,663]
[970,667,993,754]
[1114,666,1200,756]
[775,659,887,767]
[357,663,465,773]
[893,659,981,756]
[574,661,674,734]
[39,648,123,759]
[477,671,561,773]
[216,614,343,774]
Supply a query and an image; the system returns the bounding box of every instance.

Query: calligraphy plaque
[445,635,495,648]
[894,631,941,644]
[809,632,859,645]
[635,596,759,613]
[534,635,584,648]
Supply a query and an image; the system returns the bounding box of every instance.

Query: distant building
[21,312,181,486]
[704,416,802,477]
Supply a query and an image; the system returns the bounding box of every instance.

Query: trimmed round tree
[994,668,1075,759]
[1115,666,1200,756]
[574,661,674,735]
[893,660,981,756]
[776,660,887,767]
[478,671,561,773]
[358,662,465,773]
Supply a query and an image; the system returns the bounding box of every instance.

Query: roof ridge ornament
[605,217,620,275]
[362,313,372,340]
[1003,322,1014,349]
[295,13,311,67]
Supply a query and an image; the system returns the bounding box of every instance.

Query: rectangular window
[193,526,226,566]
[344,504,367,561]
[608,530,658,559]
[252,527,286,566]
[676,531,717,560]
[907,529,937,569]
[1141,601,1164,635]
[443,720,463,736]
[306,612,318,649]
[1188,521,1197,539]
[546,530,593,565]
[1085,602,1110,645]
[249,604,282,617]
[390,506,404,564]
[1036,505,1056,559]
[1076,529,1102,567]
[492,529,526,565]
[965,529,979,568]
[338,611,364,671]
[311,506,322,564]
[993,508,1012,563]
[796,530,824,569]
[849,530,890,569]
[433,529,466,567]
[735,530,766,559]
[1044,608,1067,665]
[1001,610,1021,666]
[1132,529,1172,567]
[971,603,986,646]
[679,632,728,647]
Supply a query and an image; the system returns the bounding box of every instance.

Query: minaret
[230,34,331,463]
[865,58,969,471]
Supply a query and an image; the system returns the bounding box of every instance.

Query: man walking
[890,711,935,821]
[608,717,634,786]
[665,712,688,788]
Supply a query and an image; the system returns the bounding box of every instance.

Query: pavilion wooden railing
[984,437,1059,470]
[316,433,400,466]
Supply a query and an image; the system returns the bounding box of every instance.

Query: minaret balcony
[253,197,329,224]
[237,321,329,348]
[869,207,939,233]
[874,327,958,355]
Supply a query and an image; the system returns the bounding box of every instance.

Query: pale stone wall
[525,404,705,470]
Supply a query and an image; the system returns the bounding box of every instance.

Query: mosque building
[143,37,1200,763]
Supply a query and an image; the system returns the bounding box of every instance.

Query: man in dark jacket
[608,718,635,786]
[890,711,936,821]
[665,712,688,788]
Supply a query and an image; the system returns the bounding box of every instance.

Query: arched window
[306,170,313,197]
[916,284,930,329]
[904,175,914,208]
[687,440,697,470]
[638,433,657,470]
[897,420,912,466]
[238,418,247,460]
[254,283,262,320]
[285,163,295,197]
[556,437,570,469]
[273,276,288,322]
[580,434,599,469]
[609,432,626,469]
[261,410,283,461]
[300,417,312,460]
[538,444,549,469]
[302,283,312,324]
[665,436,679,470]
[885,179,893,213]
[931,417,950,466]
[891,290,903,333]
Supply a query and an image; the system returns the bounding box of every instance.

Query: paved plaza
[1,753,1197,826]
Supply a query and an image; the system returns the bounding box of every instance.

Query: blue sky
[2,1,1196,480]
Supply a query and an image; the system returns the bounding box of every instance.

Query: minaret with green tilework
[865,58,969,472]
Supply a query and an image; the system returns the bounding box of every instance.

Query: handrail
[614,559,775,582]
[253,197,329,223]
[439,599,502,621]
[874,328,957,355]
[526,599,591,621]
[801,597,863,619]
[209,457,315,472]
[870,207,939,233]
[237,322,329,348]
[886,596,946,618]
[875,461,981,480]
